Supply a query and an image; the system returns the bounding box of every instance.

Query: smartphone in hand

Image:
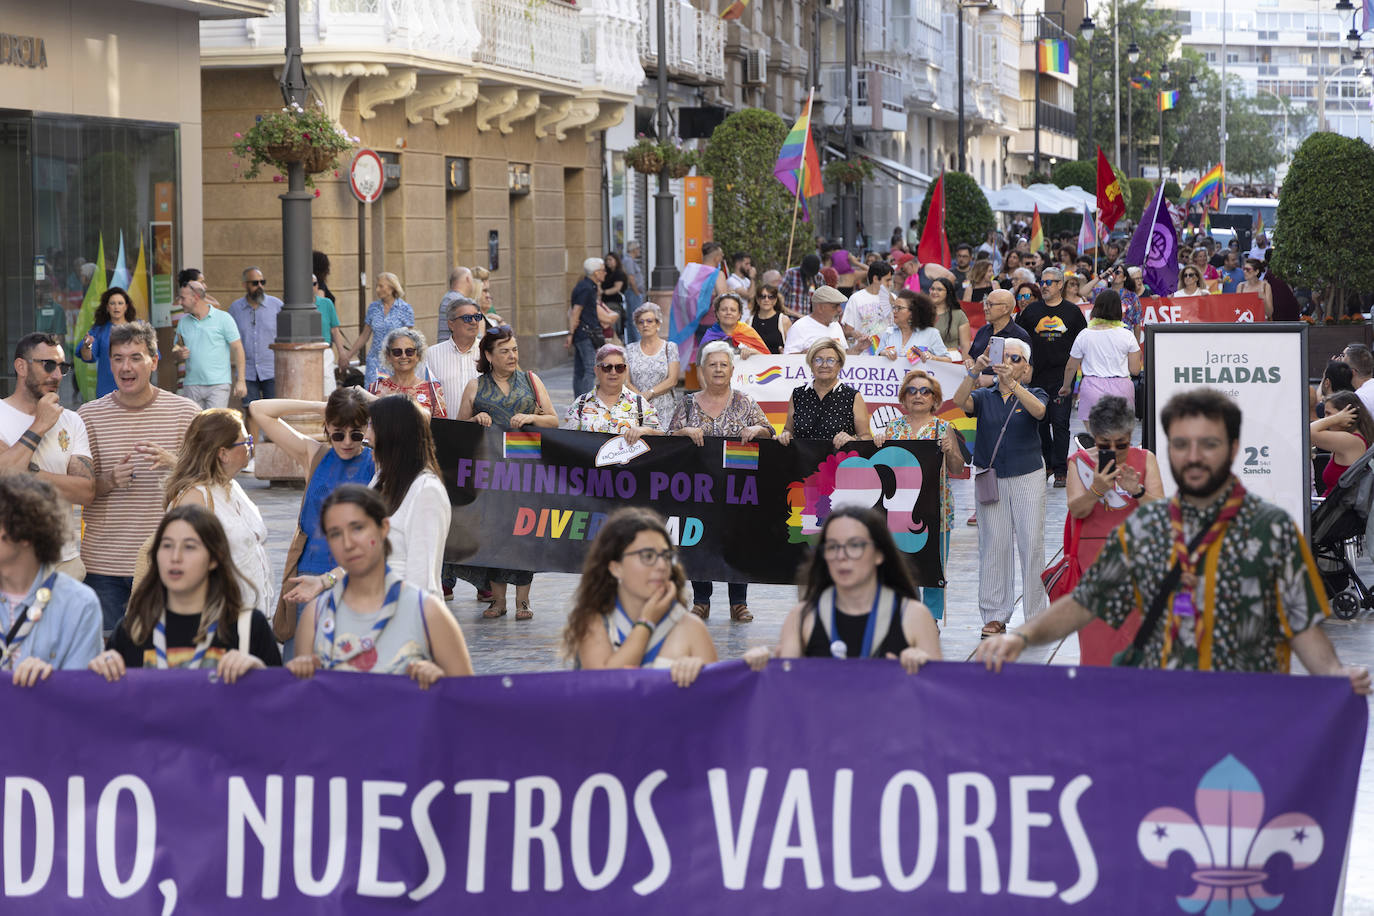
[986,337,1005,367]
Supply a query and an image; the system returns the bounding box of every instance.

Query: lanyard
[0,572,59,670]
[612,599,675,666]
[831,586,882,660]
[318,572,403,669]
[1168,480,1245,583]
[153,613,218,670]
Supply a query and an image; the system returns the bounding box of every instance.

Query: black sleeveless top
[751,312,785,353]
[803,604,909,659]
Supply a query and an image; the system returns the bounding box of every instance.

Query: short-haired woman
[91,506,281,682]
[162,408,275,615]
[625,303,681,418]
[287,486,473,687]
[563,344,660,442]
[776,338,871,449]
[346,272,414,388]
[563,508,717,687]
[1065,395,1164,664]
[457,326,559,618]
[877,290,948,362]
[0,476,103,686]
[369,327,446,418]
[1059,290,1142,424]
[743,507,940,670]
[1312,392,1374,497]
[78,287,136,398]
[701,293,769,354]
[668,340,773,621]
[745,284,790,354]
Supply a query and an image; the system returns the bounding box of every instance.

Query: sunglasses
[758,292,777,300]
[389,347,418,358]
[329,429,367,442]
[248,279,265,286]
[1006,354,1026,364]
[902,385,935,397]
[28,358,73,375]
[484,324,514,336]
[598,362,627,373]
[1016,294,1033,301]
[451,313,484,324]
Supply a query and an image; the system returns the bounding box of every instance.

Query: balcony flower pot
[231,101,357,189]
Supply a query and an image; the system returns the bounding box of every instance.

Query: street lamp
[1336,0,1354,12]
[1079,15,1095,42]
[1127,40,1140,64]
[1161,63,1171,83]
[650,0,677,291]
[1348,28,1363,52]
[277,0,320,345]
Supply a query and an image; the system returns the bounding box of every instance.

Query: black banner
[431,420,945,586]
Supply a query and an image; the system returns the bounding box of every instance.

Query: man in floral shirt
[975,388,1371,693]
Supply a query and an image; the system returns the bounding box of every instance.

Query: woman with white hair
[952,337,1049,638]
[667,340,773,622]
[568,257,607,396]
[346,272,414,388]
[368,327,446,418]
[625,302,681,418]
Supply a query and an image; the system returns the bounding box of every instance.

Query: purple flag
[1125,184,1179,296]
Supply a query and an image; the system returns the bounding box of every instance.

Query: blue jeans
[243,377,277,408]
[572,328,598,396]
[692,581,747,608]
[622,290,643,344]
[920,529,952,622]
[85,573,133,634]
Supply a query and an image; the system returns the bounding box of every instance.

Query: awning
[824,145,933,195]
[1027,183,1090,213]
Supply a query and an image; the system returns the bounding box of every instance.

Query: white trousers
[323,347,337,395]
[976,467,1048,625]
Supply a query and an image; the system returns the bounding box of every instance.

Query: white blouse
[375,471,450,595]
[194,482,275,614]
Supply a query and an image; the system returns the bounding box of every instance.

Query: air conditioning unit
[744,47,768,84]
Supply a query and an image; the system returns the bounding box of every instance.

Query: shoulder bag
[973,397,1019,505]
[1040,515,1083,600]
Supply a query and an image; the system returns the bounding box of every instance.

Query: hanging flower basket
[823,157,875,186]
[232,100,358,188]
[625,136,698,178]
[664,146,698,179]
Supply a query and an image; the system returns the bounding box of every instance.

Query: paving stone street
[242,364,1374,912]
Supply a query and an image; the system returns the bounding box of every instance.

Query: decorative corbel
[498,89,542,135]
[357,69,418,120]
[406,76,463,125]
[475,87,519,133]
[302,62,387,128]
[583,102,625,140]
[534,98,573,139]
[551,98,600,141]
[432,78,480,126]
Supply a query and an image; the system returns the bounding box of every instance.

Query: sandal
[515,601,533,621]
[482,602,507,619]
[477,588,494,602]
[690,603,710,620]
[980,620,1006,639]
[730,603,753,622]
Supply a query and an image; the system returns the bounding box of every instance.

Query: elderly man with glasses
[1016,267,1086,488]
[427,295,483,410]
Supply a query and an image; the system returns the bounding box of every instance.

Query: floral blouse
[562,389,660,433]
[885,415,954,533]
[363,298,415,388]
[370,371,446,418]
[668,390,768,437]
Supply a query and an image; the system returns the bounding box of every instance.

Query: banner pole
[784,173,803,273]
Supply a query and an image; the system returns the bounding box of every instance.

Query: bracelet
[633,620,655,636]
[1133,485,1148,499]
[322,571,338,589]
[20,430,42,448]
[1009,630,1030,648]
[1089,483,1106,497]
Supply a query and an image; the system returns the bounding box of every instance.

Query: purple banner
[1,663,1363,913]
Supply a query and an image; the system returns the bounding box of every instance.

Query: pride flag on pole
[773,90,824,219]
[1158,90,1179,111]
[1076,203,1097,256]
[1188,163,1225,205]
[1038,39,1070,74]
[1029,205,1045,253]
[720,0,749,19]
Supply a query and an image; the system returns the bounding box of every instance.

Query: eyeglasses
[623,547,676,567]
[27,358,72,375]
[389,347,418,358]
[635,317,658,326]
[232,435,254,455]
[892,303,910,311]
[329,428,367,442]
[451,313,484,324]
[758,292,777,300]
[248,279,265,286]
[1094,439,1132,451]
[598,362,627,373]
[822,538,872,559]
[903,385,935,397]
[812,357,839,367]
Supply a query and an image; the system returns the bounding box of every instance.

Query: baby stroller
[1310,444,1374,619]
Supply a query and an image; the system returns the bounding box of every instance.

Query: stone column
[255,341,329,481]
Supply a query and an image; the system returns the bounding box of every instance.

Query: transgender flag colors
[723,441,760,471]
[1038,39,1070,74]
[503,431,542,460]
[773,89,824,218]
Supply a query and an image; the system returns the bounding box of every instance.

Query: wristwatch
[1133,484,1147,499]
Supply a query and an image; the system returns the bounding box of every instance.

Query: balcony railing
[820,62,906,132]
[1019,100,1077,136]
[474,0,581,87]
[638,0,725,85]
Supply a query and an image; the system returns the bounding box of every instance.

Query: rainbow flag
[1254,209,1265,233]
[751,366,783,384]
[701,321,770,354]
[723,441,759,471]
[503,431,541,460]
[1038,39,1070,74]
[1187,164,1224,205]
[1130,70,1152,90]
[1201,205,1212,235]
[1158,90,1179,111]
[720,0,749,19]
[773,89,824,219]
[1029,205,1045,253]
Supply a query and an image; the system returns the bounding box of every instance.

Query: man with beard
[229,266,283,408]
[0,333,94,579]
[974,388,1371,693]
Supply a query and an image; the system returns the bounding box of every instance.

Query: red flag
[917,172,951,267]
[1096,146,1126,231]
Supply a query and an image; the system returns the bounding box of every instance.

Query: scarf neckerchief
[1166,478,1246,643]
[1087,318,1124,329]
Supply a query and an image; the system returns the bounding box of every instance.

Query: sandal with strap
[515,601,533,621]
[482,602,507,619]
[730,603,753,622]
[690,603,710,620]
[980,620,1006,639]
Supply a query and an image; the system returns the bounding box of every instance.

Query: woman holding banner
[562,344,661,442]
[743,507,940,669]
[626,304,681,418]
[563,508,717,686]
[668,340,772,622]
[776,339,871,449]
[286,486,473,687]
[873,368,966,625]
[877,291,948,362]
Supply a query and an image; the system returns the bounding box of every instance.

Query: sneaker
[966,512,978,526]
[442,586,454,601]
[1053,473,1067,488]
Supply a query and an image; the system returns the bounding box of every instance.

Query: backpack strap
[237,610,254,656]
[868,587,899,658]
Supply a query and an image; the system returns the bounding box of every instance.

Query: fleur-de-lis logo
[1137,755,1323,914]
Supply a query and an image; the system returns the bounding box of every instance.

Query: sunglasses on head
[389,347,418,358]
[329,429,366,442]
[902,385,934,397]
[484,324,514,336]
[598,362,627,373]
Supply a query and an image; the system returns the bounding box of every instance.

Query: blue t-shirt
[969,384,1049,477]
[177,307,242,386]
[1220,267,1245,294]
[297,447,378,574]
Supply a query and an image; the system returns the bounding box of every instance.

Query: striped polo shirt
[77,388,201,577]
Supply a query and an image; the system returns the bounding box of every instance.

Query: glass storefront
[0,112,178,397]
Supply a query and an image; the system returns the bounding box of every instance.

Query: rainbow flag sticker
[723,441,760,471]
[753,366,783,384]
[503,431,542,460]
